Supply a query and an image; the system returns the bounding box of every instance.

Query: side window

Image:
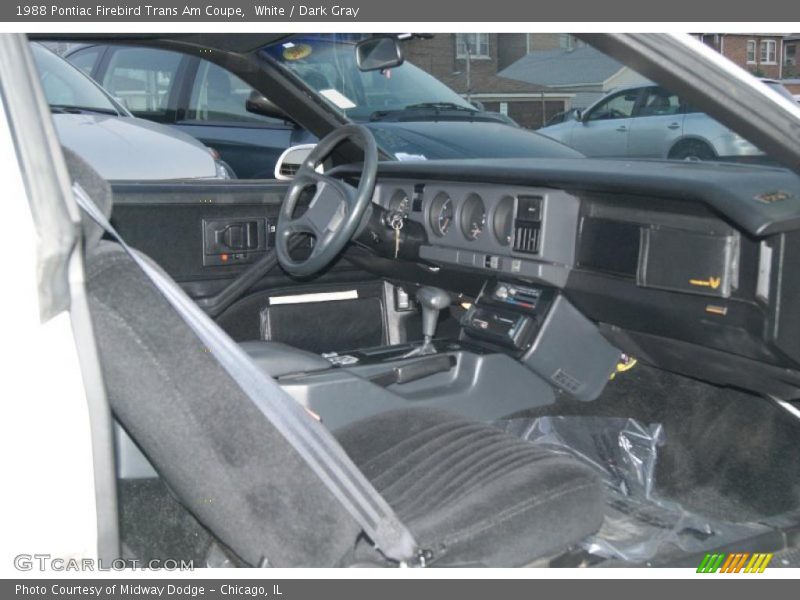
[635,88,682,117]
[101,47,183,121]
[67,46,102,76]
[185,61,283,125]
[585,90,639,121]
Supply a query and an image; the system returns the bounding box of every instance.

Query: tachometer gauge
[429,192,453,236]
[461,193,486,240]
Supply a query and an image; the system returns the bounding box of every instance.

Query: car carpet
[117,478,218,565]
[510,363,800,524]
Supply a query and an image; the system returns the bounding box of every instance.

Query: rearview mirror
[246,90,293,122]
[355,36,404,72]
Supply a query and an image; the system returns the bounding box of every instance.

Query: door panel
[109,181,386,346]
[573,88,641,157]
[571,118,632,156]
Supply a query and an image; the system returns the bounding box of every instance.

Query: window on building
[760,39,777,64]
[456,33,490,59]
[785,43,797,66]
[746,40,756,64]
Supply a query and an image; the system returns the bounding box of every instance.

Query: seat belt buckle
[400,548,434,568]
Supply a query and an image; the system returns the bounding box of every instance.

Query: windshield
[264,35,476,121]
[31,43,120,115]
[260,33,798,168]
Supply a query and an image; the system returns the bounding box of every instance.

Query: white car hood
[53,114,218,181]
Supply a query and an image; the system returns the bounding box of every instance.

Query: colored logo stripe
[745,553,773,573]
[697,553,725,573]
[697,552,773,573]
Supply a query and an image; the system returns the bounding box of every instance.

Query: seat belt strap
[73,183,419,565]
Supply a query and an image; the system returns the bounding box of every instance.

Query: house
[494,33,588,71]
[400,34,574,129]
[696,33,791,80]
[498,45,650,111]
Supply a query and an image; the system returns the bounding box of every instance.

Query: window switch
[395,286,411,310]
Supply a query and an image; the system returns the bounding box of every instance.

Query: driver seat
[71,149,604,567]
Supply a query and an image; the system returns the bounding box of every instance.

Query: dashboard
[372,181,579,288]
[339,157,800,400]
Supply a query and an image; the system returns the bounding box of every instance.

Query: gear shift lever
[405,286,451,357]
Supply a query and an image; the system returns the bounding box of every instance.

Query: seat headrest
[63,147,113,249]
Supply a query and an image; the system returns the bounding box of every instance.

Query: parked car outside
[759,78,796,102]
[64,36,582,178]
[538,81,792,161]
[32,43,232,181]
[543,108,579,127]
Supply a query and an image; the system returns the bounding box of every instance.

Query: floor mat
[118,478,216,564]
[510,364,800,523]
[497,415,772,561]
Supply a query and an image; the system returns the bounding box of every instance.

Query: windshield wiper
[370,102,482,122]
[50,104,119,116]
[403,102,478,112]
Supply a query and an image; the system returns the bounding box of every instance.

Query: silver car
[32,43,231,180]
[538,82,785,161]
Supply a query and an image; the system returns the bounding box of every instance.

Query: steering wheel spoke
[285,212,320,237]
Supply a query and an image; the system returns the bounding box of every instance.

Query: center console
[273,280,621,431]
[461,279,621,401]
[461,281,556,352]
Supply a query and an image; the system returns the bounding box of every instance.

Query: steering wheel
[276,124,378,277]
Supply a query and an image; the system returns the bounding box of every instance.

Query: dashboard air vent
[279,162,300,178]
[513,223,541,254]
[512,195,543,254]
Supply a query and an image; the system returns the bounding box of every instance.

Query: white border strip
[269,290,359,305]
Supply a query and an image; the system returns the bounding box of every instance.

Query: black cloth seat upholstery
[69,148,604,567]
[336,409,604,566]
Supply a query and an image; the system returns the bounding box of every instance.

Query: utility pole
[465,44,472,104]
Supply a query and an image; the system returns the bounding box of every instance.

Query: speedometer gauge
[429,192,453,237]
[461,194,486,240]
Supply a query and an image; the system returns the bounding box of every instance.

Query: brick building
[401,34,573,129]
[696,33,791,79]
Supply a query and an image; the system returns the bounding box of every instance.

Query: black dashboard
[338,157,800,399]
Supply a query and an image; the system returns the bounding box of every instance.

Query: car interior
[22,33,800,568]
